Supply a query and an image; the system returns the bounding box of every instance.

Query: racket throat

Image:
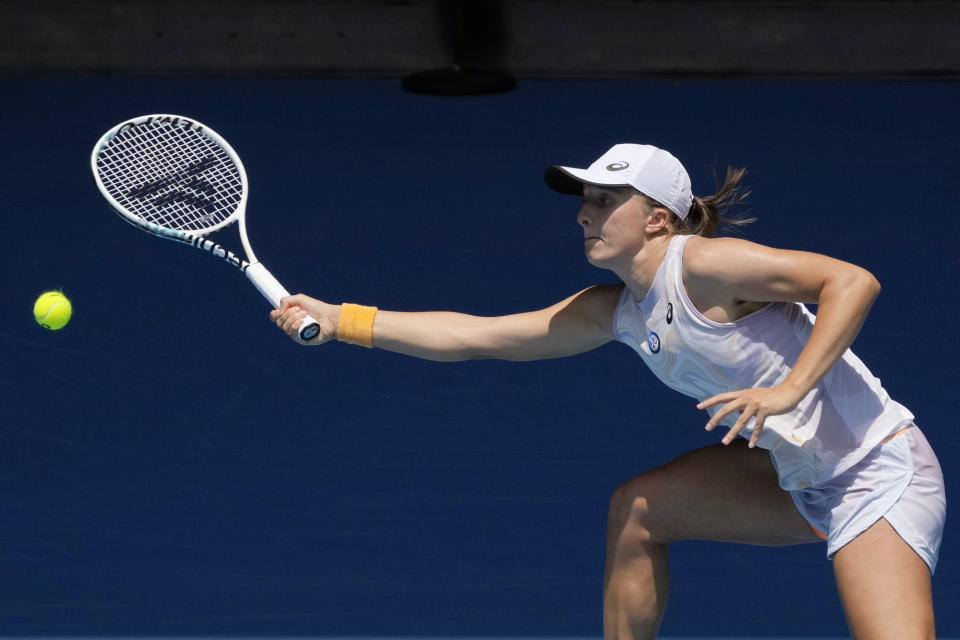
[189,235,249,270]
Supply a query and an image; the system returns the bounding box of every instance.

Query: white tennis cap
[544,143,693,220]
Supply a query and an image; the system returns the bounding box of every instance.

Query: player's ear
[645,205,670,234]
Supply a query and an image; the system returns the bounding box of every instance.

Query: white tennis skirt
[789,425,945,573]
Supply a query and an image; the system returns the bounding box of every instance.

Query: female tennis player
[271,144,945,639]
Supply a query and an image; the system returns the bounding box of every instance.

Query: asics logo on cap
[606,161,629,171]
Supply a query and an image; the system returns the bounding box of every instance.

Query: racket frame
[91,114,320,341]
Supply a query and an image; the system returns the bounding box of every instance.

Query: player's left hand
[697,385,803,448]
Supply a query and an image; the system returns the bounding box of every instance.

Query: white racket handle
[245,262,321,341]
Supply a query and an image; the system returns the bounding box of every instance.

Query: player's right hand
[271,294,339,345]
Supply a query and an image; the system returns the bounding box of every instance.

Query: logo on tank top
[647,331,661,354]
[666,302,673,324]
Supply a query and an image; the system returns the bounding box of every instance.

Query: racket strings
[95,122,243,234]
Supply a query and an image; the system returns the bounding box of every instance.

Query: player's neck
[622,234,671,302]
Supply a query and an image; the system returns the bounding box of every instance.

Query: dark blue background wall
[2,77,957,637]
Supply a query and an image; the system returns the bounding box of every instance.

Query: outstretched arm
[270,284,624,362]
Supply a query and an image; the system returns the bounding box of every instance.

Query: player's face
[577,185,649,269]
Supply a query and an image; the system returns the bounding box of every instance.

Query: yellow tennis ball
[34,290,72,330]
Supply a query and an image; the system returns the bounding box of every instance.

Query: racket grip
[246,262,321,341]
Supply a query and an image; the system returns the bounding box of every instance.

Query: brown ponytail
[650,166,755,238]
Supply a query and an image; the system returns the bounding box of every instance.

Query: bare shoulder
[681,235,775,320]
[583,282,626,305]
[563,283,625,329]
[682,235,768,280]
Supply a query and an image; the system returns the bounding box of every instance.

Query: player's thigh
[609,439,821,546]
[833,517,934,640]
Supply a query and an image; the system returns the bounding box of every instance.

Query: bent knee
[608,476,674,545]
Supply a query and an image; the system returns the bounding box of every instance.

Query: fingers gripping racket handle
[245,263,320,341]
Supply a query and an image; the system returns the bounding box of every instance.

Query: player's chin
[584,247,610,268]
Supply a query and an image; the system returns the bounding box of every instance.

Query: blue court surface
[1,76,958,637]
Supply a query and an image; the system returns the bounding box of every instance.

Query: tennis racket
[91,114,320,341]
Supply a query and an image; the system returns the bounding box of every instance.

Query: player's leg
[833,517,934,640]
[831,428,944,640]
[604,439,821,640]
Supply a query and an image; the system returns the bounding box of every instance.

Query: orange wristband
[336,303,378,348]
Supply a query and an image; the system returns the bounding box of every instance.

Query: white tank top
[613,234,914,490]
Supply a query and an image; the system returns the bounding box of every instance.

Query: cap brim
[543,165,630,195]
[543,166,585,195]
